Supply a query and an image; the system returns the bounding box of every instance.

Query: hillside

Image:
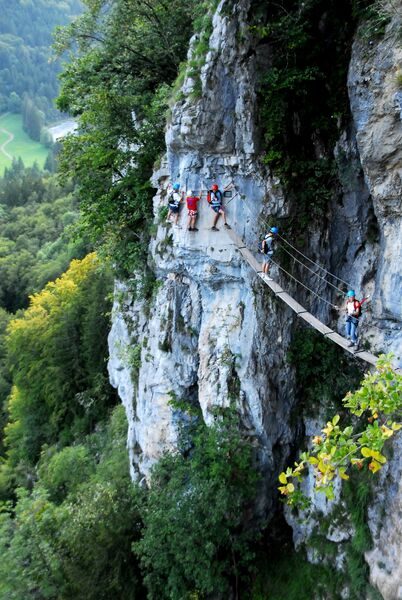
[0,0,82,120]
[0,1,402,599]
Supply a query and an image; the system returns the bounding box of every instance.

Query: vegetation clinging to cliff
[54,0,201,276]
[254,0,380,226]
[136,408,259,598]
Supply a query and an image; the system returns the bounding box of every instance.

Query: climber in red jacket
[186,190,200,231]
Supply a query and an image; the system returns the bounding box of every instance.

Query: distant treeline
[0,0,82,125]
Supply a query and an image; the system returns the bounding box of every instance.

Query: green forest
[0,0,401,598]
[0,0,82,120]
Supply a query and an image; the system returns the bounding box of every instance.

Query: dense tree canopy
[4,253,114,478]
[136,409,259,598]
[0,161,86,312]
[0,0,82,120]
[55,0,201,274]
[0,406,144,600]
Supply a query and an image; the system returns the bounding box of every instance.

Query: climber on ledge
[186,189,200,231]
[344,290,362,348]
[207,183,231,231]
[260,227,278,276]
[167,182,182,228]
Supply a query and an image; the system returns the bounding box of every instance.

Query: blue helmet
[173,183,180,190]
[270,226,279,234]
[347,290,356,297]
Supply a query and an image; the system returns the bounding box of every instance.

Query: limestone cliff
[109,0,296,510]
[108,0,402,596]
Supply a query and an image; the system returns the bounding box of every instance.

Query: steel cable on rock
[234,190,354,291]
[232,191,345,305]
[269,259,340,310]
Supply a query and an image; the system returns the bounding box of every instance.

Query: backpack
[168,191,179,207]
[353,300,362,318]
[208,190,222,205]
[259,234,274,254]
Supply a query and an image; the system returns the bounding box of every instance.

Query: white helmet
[187,189,193,196]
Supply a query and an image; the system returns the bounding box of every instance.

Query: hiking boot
[224,223,231,229]
[348,341,355,348]
[211,226,219,231]
[192,227,199,231]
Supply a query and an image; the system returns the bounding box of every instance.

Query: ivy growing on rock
[253,0,379,226]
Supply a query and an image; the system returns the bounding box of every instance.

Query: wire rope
[279,243,346,295]
[235,190,354,289]
[270,259,339,309]
[277,233,353,289]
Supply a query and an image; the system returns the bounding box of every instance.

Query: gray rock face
[346,15,402,599]
[108,0,402,587]
[347,17,402,357]
[108,0,296,513]
[283,12,402,598]
[366,436,402,600]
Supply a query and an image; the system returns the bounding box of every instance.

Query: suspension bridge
[225,227,401,374]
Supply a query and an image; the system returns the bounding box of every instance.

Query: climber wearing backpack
[167,182,182,228]
[207,183,231,231]
[260,227,278,276]
[344,290,362,348]
[186,189,200,231]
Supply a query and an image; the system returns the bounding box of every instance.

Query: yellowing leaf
[332,415,340,426]
[322,422,333,436]
[308,457,319,465]
[391,422,402,431]
[361,447,372,458]
[279,472,287,484]
[380,425,393,439]
[368,460,381,473]
[339,469,349,481]
[287,483,295,493]
[370,450,386,464]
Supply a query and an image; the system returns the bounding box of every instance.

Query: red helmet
[211,184,219,191]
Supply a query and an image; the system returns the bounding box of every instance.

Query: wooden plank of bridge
[259,274,287,296]
[226,229,247,249]
[353,349,380,367]
[238,246,263,273]
[325,332,378,365]
[275,290,309,316]
[300,312,333,335]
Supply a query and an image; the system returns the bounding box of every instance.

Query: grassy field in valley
[0,112,49,175]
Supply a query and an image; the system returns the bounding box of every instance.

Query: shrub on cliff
[135,408,259,599]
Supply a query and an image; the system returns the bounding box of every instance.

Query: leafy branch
[279,354,402,506]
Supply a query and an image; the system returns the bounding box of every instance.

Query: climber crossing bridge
[226,228,402,374]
